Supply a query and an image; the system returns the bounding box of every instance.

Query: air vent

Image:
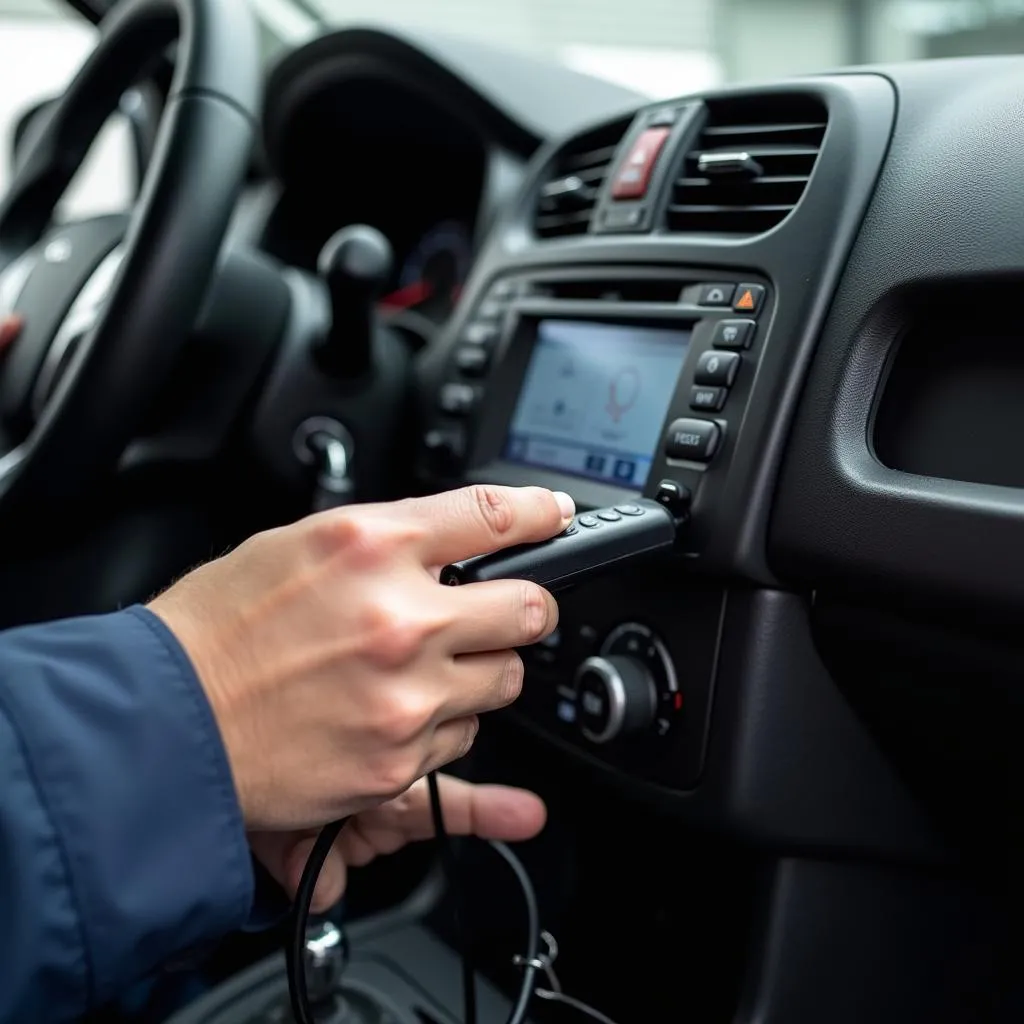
[666,94,827,235]
[534,118,631,239]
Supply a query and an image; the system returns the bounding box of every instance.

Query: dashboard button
[421,426,466,475]
[477,299,505,320]
[454,346,489,376]
[733,283,766,315]
[597,509,622,522]
[690,385,728,412]
[695,350,740,387]
[665,419,721,462]
[614,503,645,516]
[578,514,601,528]
[698,283,736,307]
[611,127,671,200]
[711,318,755,350]
[463,322,499,346]
[438,383,478,416]
[488,279,518,300]
[603,205,645,230]
[655,479,693,517]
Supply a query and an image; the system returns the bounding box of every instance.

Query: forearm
[0,607,254,1023]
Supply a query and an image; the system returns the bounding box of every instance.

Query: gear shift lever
[316,225,393,379]
[303,920,352,1023]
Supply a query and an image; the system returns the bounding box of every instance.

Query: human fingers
[345,775,547,863]
[439,578,558,655]
[396,485,574,568]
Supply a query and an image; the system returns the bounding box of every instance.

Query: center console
[418,267,772,786]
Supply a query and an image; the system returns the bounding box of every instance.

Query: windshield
[251,0,1024,97]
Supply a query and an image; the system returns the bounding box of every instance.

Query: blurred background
[0,0,1016,216]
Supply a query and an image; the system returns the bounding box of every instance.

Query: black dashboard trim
[770,57,1024,612]
[421,73,898,585]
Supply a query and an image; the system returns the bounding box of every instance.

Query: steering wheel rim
[0,0,259,513]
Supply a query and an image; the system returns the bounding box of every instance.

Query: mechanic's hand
[249,775,546,912]
[149,485,573,831]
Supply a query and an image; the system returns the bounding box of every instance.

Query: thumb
[249,831,349,913]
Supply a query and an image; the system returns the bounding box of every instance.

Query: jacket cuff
[0,605,254,1007]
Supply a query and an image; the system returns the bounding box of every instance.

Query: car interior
[2,0,1023,1021]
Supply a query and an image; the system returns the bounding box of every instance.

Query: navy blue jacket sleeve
[0,606,256,1023]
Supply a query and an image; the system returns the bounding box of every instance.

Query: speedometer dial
[380,220,472,324]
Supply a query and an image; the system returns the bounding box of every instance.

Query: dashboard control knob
[317,224,393,378]
[574,655,657,744]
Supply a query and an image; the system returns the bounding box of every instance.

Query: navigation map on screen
[503,320,691,490]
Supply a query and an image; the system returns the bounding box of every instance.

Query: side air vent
[666,94,827,235]
[534,118,631,239]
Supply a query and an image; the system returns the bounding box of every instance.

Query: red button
[611,127,672,200]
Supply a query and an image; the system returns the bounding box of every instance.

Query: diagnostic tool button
[711,319,755,350]
[695,350,740,387]
[665,418,721,462]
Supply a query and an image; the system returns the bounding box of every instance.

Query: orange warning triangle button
[735,289,756,311]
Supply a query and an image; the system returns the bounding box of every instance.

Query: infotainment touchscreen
[502,319,691,490]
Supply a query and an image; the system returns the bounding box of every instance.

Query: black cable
[286,815,350,1024]
[428,770,478,1024]
[488,840,540,1024]
[287,781,543,1024]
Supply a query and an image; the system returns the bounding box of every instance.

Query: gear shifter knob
[304,920,349,1006]
[317,224,393,378]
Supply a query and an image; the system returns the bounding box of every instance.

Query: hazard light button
[733,284,766,315]
[611,127,672,200]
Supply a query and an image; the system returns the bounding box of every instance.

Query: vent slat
[666,95,827,236]
[533,119,630,239]
[702,121,826,137]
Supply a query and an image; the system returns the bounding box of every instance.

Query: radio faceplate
[417,267,773,561]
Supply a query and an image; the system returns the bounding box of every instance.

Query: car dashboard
[212,31,1024,1023]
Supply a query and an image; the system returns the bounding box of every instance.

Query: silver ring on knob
[575,656,627,744]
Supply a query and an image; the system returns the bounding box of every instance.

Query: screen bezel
[468,310,700,505]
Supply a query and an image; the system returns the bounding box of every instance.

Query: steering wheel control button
[655,479,693,519]
[438,382,478,416]
[578,514,601,528]
[563,523,579,536]
[454,346,489,376]
[733,283,766,315]
[611,127,672,200]
[711,318,756,350]
[695,350,740,387]
[698,283,736,307]
[597,509,622,522]
[614,503,645,516]
[665,419,721,462]
[690,385,728,412]
[463,322,499,346]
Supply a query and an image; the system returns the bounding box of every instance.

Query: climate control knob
[574,655,657,744]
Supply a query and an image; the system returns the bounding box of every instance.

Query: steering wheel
[0,0,259,518]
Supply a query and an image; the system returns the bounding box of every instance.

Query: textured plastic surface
[770,57,1024,610]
